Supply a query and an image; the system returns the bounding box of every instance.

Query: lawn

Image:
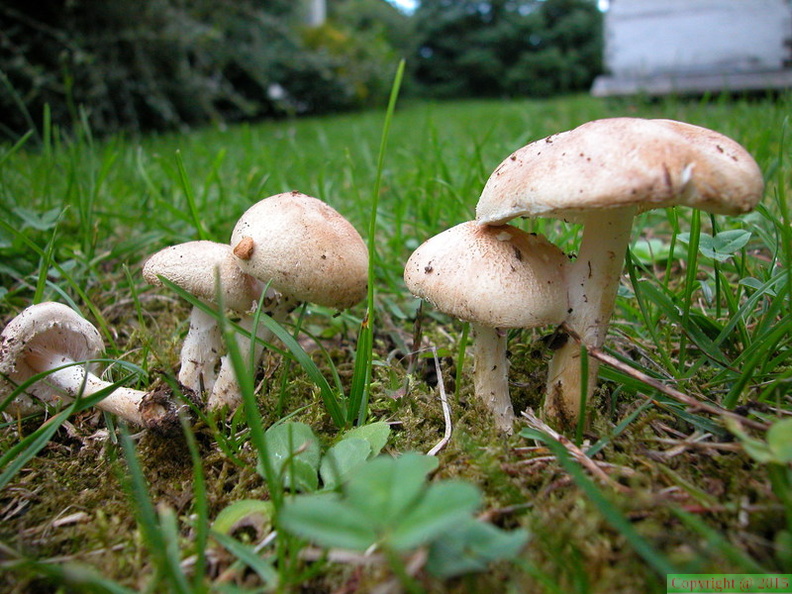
[0,90,790,592]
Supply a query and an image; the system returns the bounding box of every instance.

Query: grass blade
[119,426,192,594]
[671,508,768,573]
[175,150,209,241]
[0,372,138,490]
[179,414,209,590]
[347,59,405,426]
[0,406,74,491]
[679,208,702,369]
[211,531,279,587]
[4,558,137,594]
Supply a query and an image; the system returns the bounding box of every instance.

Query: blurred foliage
[412,0,603,98]
[0,0,409,139]
[0,0,603,139]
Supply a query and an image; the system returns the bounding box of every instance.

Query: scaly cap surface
[404,222,569,328]
[476,118,764,225]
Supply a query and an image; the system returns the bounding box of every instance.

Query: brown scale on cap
[233,236,255,260]
[230,192,368,311]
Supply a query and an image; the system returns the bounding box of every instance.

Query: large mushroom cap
[143,240,262,313]
[230,192,368,310]
[0,302,104,402]
[476,117,764,225]
[404,222,569,329]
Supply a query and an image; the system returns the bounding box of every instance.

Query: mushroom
[230,192,369,312]
[404,221,569,432]
[142,240,293,411]
[0,301,177,428]
[476,117,764,429]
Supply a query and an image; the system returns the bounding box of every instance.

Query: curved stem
[471,323,514,433]
[29,350,148,426]
[544,208,635,429]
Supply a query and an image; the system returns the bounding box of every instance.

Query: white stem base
[544,208,635,429]
[207,299,293,411]
[471,323,514,433]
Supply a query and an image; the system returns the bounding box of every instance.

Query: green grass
[0,90,791,592]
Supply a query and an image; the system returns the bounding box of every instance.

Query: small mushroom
[230,191,369,311]
[143,240,293,411]
[0,302,177,428]
[476,117,764,429]
[404,221,569,433]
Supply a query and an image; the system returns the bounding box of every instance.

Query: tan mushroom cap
[143,240,262,313]
[404,222,569,329]
[0,302,104,400]
[230,192,368,310]
[476,117,764,225]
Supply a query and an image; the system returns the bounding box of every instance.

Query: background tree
[0,0,409,139]
[412,0,603,98]
[0,0,602,139]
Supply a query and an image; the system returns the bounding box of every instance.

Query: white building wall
[605,0,792,77]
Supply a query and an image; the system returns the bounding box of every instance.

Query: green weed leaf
[768,419,792,464]
[261,422,321,491]
[388,481,480,551]
[12,206,63,231]
[212,500,273,537]
[283,458,320,492]
[319,438,372,490]
[727,417,792,465]
[279,493,378,551]
[630,238,680,264]
[320,422,391,489]
[345,453,439,526]
[426,517,529,578]
[679,229,752,262]
[342,421,391,457]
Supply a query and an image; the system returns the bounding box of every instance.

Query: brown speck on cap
[404,221,569,329]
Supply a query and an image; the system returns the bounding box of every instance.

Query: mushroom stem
[178,305,224,395]
[207,299,293,411]
[471,323,514,434]
[544,207,636,428]
[26,349,148,426]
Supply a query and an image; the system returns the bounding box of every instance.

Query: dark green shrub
[412,0,603,99]
[0,0,407,139]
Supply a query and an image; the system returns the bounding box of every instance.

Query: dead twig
[521,409,631,493]
[427,346,452,457]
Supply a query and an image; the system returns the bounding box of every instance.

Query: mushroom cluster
[0,118,764,439]
[405,117,763,432]
[143,191,368,412]
[0,192,367,429]
[474,117,764,429]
